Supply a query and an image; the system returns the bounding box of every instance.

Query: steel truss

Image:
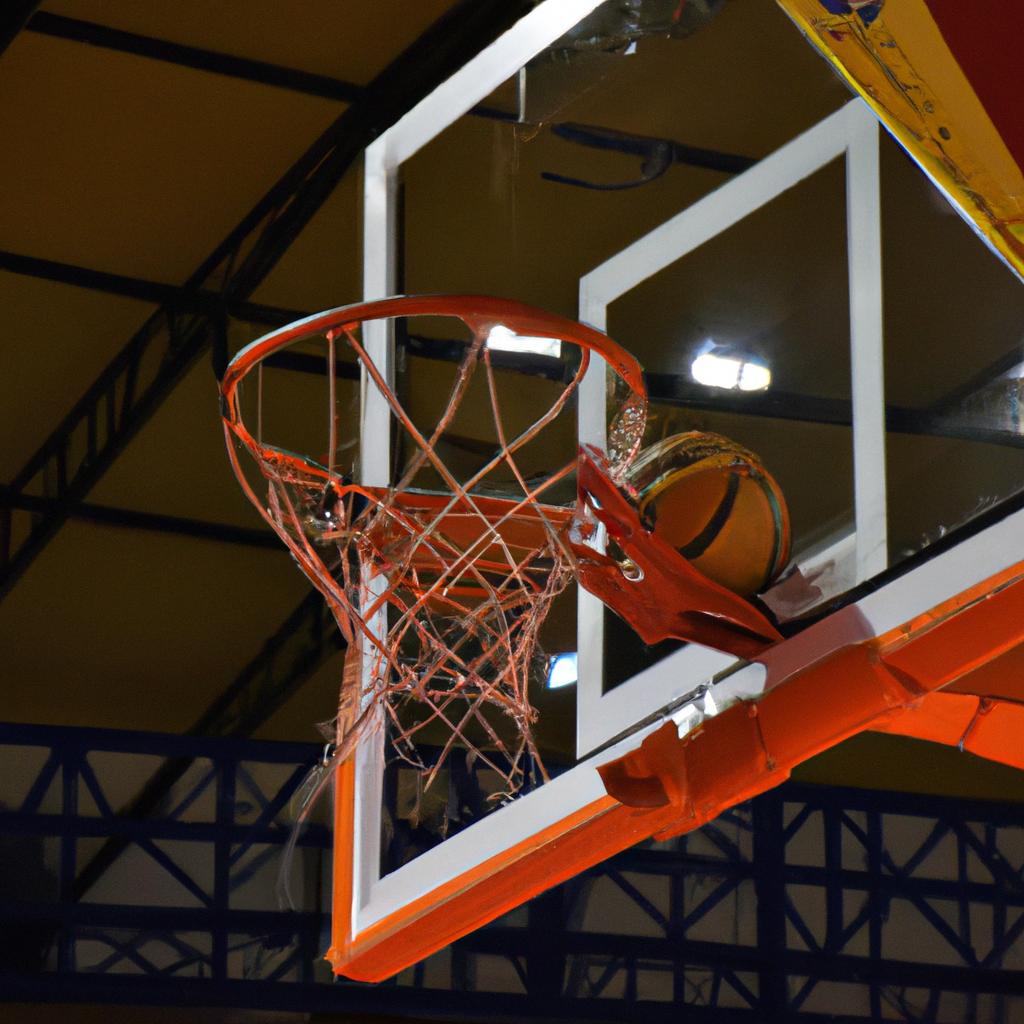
[0,0,533,604]
[2,723,1024,1022]
[454,787,1024,1021]
[0,722,330,987]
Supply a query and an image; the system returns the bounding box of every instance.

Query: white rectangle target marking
[576,98,887,756]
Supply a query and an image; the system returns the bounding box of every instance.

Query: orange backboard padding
[873,691,981,748]
[875,693,1024,773]
[967,702,1024,771]
[328,758,357,967]
[331,564,1024,981]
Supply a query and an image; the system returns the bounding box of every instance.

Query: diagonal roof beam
[0,0,534,604]
[0,0,42,59]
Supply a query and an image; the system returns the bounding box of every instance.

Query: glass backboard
[241,0,1024,980]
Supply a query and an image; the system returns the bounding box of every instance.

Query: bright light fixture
[691,346,771,392]
[486,324,562,359]
[738,361,771,392]
[546,651,578,689]
[692,352,742,389]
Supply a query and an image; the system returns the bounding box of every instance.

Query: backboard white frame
[349,5,896,942]
[575,98,888,755]
[352,0,608,945]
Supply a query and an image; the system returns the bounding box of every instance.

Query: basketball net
[221,296,647,798]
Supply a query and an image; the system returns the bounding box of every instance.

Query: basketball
[626,431,791,597]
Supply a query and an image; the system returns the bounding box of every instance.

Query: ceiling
[3,0,1024,804]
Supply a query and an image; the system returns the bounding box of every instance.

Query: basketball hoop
[220,295,647,795]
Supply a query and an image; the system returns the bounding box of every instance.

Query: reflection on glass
[881,136,1024,564]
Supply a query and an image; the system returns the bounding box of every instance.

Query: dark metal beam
[22,12,508,123]
[0,485,279,549]
[265,337,1024,452]
[0,973,833,1023]
[543,121,756,190]
[0,248,304,327]
[0,0,534,604]
[5,251,1021,454]
[26,11,363,103]
[262,349,360,381]
[0,0,41,58]
[647,372,1024,450]
[5,245,1021,453]
[461,927,1024,998]
[24,12,766,176]
[927,343,1024,418]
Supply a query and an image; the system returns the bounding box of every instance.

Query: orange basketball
[626,431,790,597]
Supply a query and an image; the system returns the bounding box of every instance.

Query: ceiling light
[546,651,578,689]
[691,345,771,392]
[738,361,771,392]
[486,324,562,359]
[692,352,742,389]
